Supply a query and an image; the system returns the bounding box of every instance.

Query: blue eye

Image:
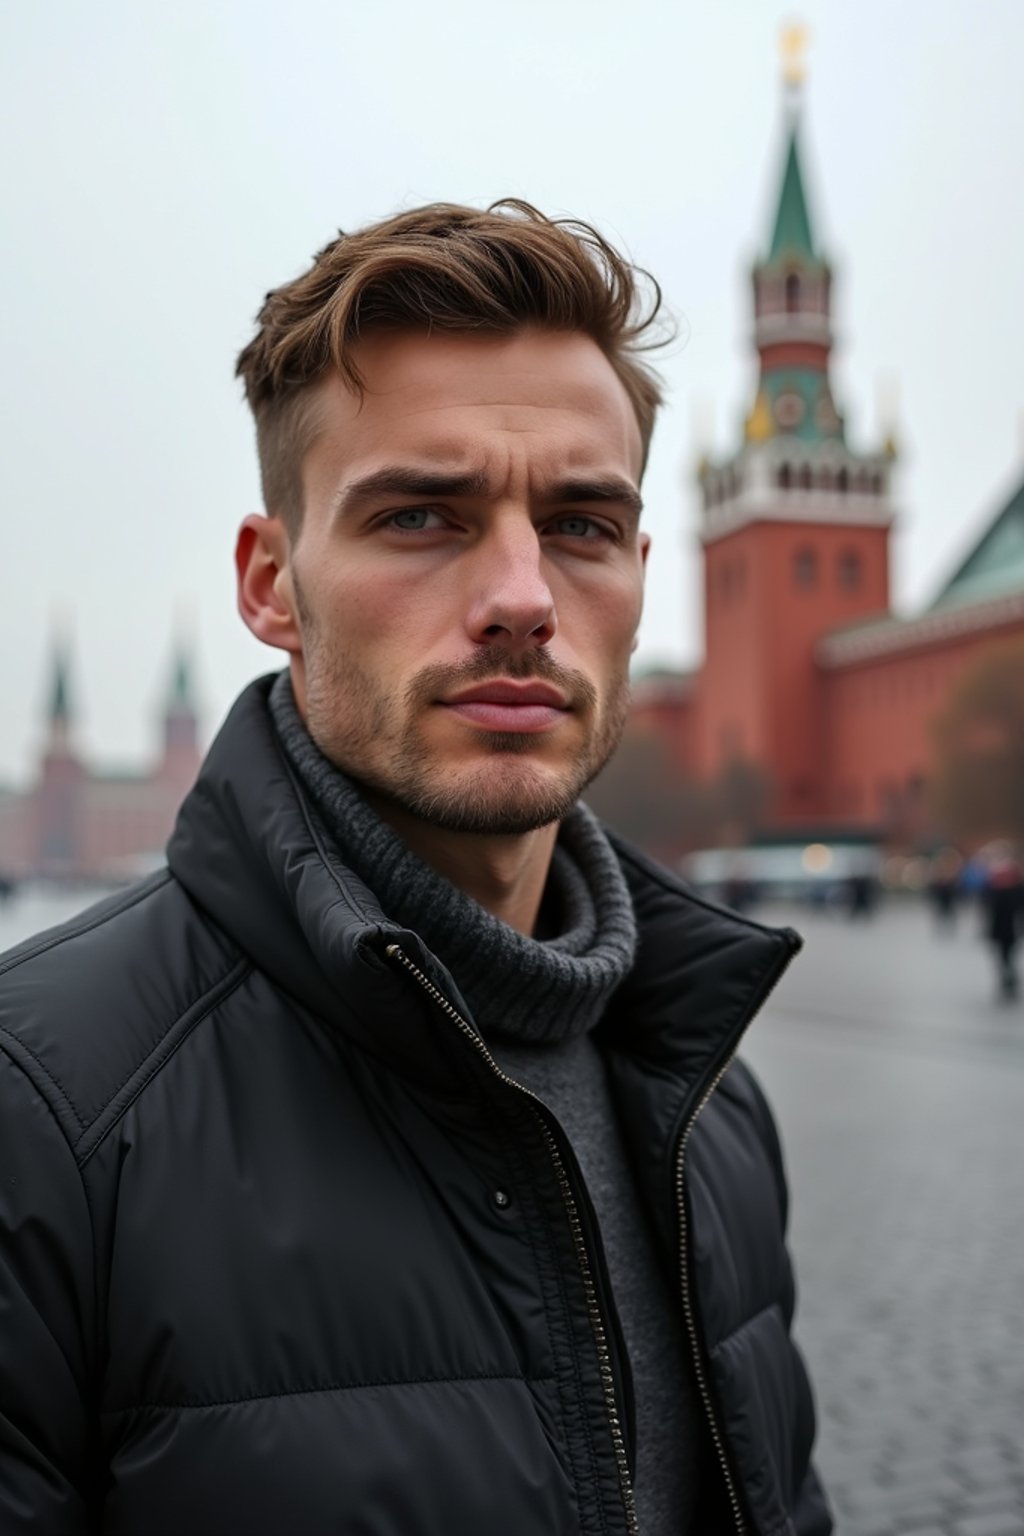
[554,516,600,538]
[390,508,439,531]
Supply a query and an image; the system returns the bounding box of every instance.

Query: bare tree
[708,757,772,845]
[587,726,708,861]
[931,638,1024,843]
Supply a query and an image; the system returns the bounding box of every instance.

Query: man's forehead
[307,400,641,478]
[318,372,632,432]
[301,333,645,492]
[347,432,632,474]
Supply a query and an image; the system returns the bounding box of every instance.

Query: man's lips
[439,680,571,733]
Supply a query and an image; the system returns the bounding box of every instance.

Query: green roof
[768,119,817,263]
[930,472,1024,612]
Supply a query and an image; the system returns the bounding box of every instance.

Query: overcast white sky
[2,0,1022,785]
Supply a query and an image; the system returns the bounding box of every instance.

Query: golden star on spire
[780,20,809,88]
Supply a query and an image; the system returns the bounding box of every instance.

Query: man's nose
[465,520,557,650]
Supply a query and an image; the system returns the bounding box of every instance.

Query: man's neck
[362,791,558,936]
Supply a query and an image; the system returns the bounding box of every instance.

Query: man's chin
[387,759,585,836]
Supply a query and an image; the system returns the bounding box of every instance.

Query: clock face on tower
[775,391,805,429]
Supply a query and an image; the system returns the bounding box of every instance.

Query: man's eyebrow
[334,466,643,520]
[544,478,644,520]
[336,466,492,512]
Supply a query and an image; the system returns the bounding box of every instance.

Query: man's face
[273,327,648,835]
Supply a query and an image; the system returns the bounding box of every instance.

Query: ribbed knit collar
[268,672,637,1044]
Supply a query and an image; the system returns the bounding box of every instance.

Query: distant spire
[42,627,76,759]
[49,636,72,726]
[767,23,816,262]
[167,643,193,712]
[161,629,199,767]
[768,116,817,263]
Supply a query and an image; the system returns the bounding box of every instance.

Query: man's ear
[235,515,303,654]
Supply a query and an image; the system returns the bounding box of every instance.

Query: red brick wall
[821,618,1024,830]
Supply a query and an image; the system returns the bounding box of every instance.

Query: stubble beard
[298,621,631,836]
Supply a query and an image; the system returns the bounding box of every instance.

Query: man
[0,202,830,1533]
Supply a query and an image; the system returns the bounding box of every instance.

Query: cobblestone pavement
[742,898,1024,1536]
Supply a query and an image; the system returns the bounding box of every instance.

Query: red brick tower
[694,79,896,826]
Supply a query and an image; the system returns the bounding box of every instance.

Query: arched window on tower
[785,272,801,313]
[793,546,818,590]
[778,462,792,490]
[838,548,862,592]
[836,466,849,494]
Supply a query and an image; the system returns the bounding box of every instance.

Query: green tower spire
[168,644,193,712]
[49,639,71,725]
[162,631,199,763]
[768,116,817,263]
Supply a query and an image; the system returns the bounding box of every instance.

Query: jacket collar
[605,831,800,1088]
[600,832,801,1253]
[168,677,801,1099]
[167,677,465,1091]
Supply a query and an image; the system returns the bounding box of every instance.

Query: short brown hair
[236,200,668,530]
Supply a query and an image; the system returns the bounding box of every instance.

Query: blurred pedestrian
[846,871,877,918]
[927,847,962,930]
[723,858,757,913]
[845,850,879,920]
[983,847,1023,1000]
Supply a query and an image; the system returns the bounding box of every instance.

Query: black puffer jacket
[0,679,831,1535]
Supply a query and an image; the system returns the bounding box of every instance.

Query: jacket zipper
[385,943,639,1536]
[674,1051,747,1535]
[673,943,800,1536]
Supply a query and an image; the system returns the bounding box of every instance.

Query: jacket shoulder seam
[0,870,173,979]
[0,1021,85,1132]
[76,956,252,1165]
[0,1030,89,1151]
[0,1039,102,1363]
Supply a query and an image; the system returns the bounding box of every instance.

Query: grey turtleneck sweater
[270,674,703,1532]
